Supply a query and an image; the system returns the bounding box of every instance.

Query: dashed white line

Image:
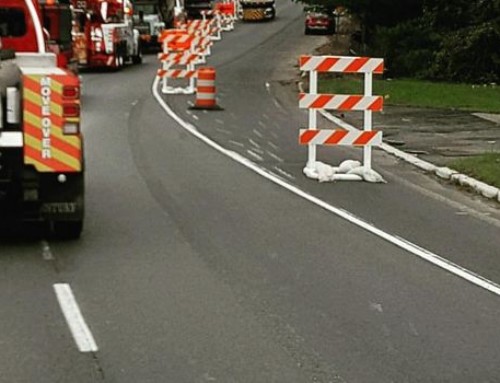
[152,76,500,298]
[229,140,245,147]
[192,114,199,121]
[258,121,266,128]
[247,150,264,162]
[215,119,225,125]
[267,151,284,163]
[215,127,231,135]
[248,138,261,149]
[53,283,98,353]
[273,166,295,180]
[267,141,279,151]
[253,129,263,138]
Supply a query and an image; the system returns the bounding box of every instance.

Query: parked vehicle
[0,0,85,238]
[304,5,335,35]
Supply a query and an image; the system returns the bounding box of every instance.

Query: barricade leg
[306,70,318,171]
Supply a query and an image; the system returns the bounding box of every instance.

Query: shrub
[429,22,500,83]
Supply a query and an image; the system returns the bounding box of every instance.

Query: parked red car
[304,5,335,35]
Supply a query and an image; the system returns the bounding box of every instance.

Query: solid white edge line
[53,283,98,353]
[152,77,500,297]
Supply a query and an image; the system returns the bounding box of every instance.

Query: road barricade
[158,30,197,94]
[200,10,222,40]
[299,55,386,182]
[215,1,236,31]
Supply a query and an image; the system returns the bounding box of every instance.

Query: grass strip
[450,153,500,189]
[318,77,500,113]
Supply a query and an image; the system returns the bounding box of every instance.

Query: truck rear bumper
[0,150,84,223]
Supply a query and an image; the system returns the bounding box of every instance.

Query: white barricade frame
[299,55,385,181]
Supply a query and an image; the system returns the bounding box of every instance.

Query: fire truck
[0,0,85,238]
[71,0,142,69]
[38,0,78,73]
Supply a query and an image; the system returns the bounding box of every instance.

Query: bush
[369,20,438,78]
[429,22,500,83]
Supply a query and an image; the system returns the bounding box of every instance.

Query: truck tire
[132,44,143,64]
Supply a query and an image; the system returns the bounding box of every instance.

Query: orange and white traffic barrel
[192,67,222,110]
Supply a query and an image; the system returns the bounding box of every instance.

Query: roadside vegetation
[300,0,500,84]
[299,0,500,190]
[451,153,500,189]
[319,78,500,113]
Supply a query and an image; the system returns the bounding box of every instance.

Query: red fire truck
[0,0,85,238]
[71,0,142,69]
[38,0,78,72]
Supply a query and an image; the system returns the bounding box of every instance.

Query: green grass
[318,76,500,190]
[450,153,500,189]
[318,77,500,113]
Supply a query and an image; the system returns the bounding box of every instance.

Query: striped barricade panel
[157,69,198,79]
[299,93,383,111]
[300,55,384,74]
[158,52,199,65]
[299,129,383,146]
[192,35,212,48]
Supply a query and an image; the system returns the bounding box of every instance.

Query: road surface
[1,1,500,382]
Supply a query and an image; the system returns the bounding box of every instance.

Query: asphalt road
[1,1,500,382]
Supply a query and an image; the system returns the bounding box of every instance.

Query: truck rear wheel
[132,44,143,64]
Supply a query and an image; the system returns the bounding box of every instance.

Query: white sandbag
[347,166,387,183]
[316,161,337,182]
[338,159,362,174]
[303,161,337,182]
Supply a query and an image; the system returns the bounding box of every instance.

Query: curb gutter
[319,108,500,204]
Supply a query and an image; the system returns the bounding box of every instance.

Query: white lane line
[247,150,264,161]
[248,138,261,149]
[192,114,199,121]
[258,121,266,128]
[253,129,263,138]
[268,141,280,151]
[273,166,295,180]
[53,283,98,353]
[229,140,245,147]
[41,240,54,261]
[152,77,500,298]
[215,119,225,125]
[215,127,231,135]
[267,151,284,163]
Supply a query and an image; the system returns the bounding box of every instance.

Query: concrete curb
[298,79,499,203]
[320,108,500,203]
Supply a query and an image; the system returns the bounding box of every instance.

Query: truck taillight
[63,86,79,99]
[63,104,80,117]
